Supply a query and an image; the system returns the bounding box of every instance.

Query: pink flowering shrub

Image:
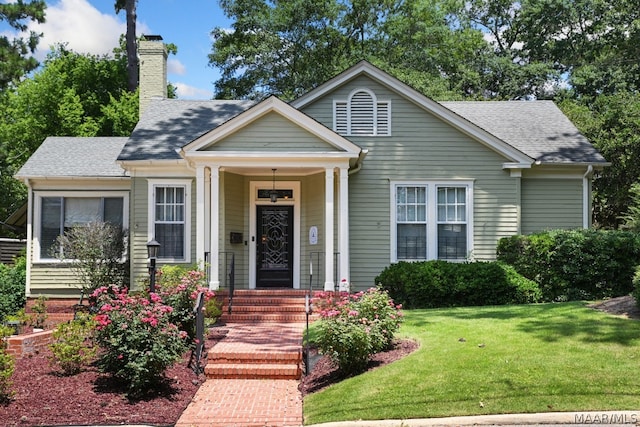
[92,284,189,396]
[312,287,403,375]
[154,266,216,341]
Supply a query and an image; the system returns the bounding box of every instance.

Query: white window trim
[33,191,129,263]
[333,88,391,136]
[147,179,192,263]
[390,180,474,262]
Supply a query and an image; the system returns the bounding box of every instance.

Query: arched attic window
[333,88,391,136]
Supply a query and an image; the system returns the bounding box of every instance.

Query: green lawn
[303,302,640,425]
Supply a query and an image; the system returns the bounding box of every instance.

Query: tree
[0,0,46,91]
[115,0,138,92]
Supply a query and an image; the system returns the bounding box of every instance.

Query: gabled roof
[118,99,255,161]
[15,137,129,179]
[441,101,607,164]
[181,95,361,158]
[292,60,607,166]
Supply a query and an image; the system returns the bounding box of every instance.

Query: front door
[256,205,294,288]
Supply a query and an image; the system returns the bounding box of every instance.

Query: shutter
[350,91,374,135]
[334,101,348,135]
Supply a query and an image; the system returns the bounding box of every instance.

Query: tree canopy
[0,0,46,91]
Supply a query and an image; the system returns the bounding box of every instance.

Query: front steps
[205,290,310,380]
[216,289,313,324]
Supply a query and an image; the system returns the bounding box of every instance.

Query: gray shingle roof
[15,137,129,178]
[118,99,256,161]
[440,100,607,164]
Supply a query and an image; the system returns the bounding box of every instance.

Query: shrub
[91,284,189,397]
[313,288,403,375]
[154,266,215,340]
[0,255,26,322]
[48,314,97,375]
[632,266,640,306]
[28,295,48,329]
[375,260,541,309]
[0,326,15,401]
[55,221,128,295]
[497,229,640,301]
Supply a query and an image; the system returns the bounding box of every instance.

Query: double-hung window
[35,192,128,260]
[148,180,191,262]
[392,182,472,262]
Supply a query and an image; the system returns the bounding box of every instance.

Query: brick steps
[204,290,307,380]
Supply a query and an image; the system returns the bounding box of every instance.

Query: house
[15,37,608,300]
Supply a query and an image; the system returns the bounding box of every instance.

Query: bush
[48,314,97,376]
[313,288,403,375]
[154,266,215,340]
[0,256,26,322]
[632,266,640,306]
[375,260,541,309]
[497,229,640,301]
[91,284,189,397]
[0,326,15,401]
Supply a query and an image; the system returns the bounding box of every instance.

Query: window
[148,180,191,262]
[334,88,391,136]
[36,193,127,260]
[392,182,472,262]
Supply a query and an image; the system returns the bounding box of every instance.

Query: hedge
[374,260,541,309]
[497,229,640,302]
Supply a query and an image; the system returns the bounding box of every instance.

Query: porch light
[270,168,278,203]
[146,239,161,293]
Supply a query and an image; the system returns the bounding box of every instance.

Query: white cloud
[28,0,153,60]
[173,82,213,100]
[168,58,186,75]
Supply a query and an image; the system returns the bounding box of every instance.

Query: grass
[303,301,640,425]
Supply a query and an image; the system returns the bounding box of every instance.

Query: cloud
[27,0,153,60]
[168,58,186,76]
[173,82,213,100]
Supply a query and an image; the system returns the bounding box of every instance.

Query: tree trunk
[125,0,138,92]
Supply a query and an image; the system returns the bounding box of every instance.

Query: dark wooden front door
[256,205,293,288]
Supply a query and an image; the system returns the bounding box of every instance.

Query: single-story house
[15,37,608,299]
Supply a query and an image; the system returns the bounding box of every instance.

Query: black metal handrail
[218,251,235,314]
[189,291,205,375]
[308,251,340,292]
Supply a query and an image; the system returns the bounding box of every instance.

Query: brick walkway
[175,322,305,427]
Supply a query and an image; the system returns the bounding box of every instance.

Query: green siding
[521,178,583,234]
[205,112,340,152]
[304,75,520,288]
[301,172,325,287]
[221,172,248,288]
[29,263,83,298]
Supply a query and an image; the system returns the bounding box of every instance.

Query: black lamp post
[146,239,160,293]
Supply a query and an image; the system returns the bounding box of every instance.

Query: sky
[8,0,233,99]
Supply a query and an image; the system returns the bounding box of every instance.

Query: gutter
[583,165,594,228]
[349,149,369,175]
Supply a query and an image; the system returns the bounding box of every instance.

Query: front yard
[304,301,640,425]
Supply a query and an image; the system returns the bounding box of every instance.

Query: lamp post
[146,239,160,293]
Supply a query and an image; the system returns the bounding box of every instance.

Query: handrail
[228,252,235,314]
[189,291,205,375]
[308,251,340,292]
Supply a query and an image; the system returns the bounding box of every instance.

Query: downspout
[348,149,369,175]
[583,165,594,228]
[25,178,33,297]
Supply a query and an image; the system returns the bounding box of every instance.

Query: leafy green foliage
[48,314,97,376]
[632,266,640,307]
[153,266,215,340]
[0,326,15,402]
[620,183,640,232]
[313,288,403,375]
[0,0,46,90]
[375,260,541,309]
[91,284,189,397]
[55,222,128,295]
[28,295,47,329]
[497,229,640,301]
[0,256,26,322]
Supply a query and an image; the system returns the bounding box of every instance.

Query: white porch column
[338,167,350,290]
[209,166,220,290]
[324,167,335,291]
[195,165,206,271]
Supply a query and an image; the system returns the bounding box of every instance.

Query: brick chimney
[138,35,167,117]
